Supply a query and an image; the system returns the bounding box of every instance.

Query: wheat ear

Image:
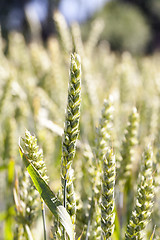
[101,149,116,240]
[17,130,49,239]
[125,145,154,240]
[119,107,139,182]
[90,97,114,239]
[61,53,81,227]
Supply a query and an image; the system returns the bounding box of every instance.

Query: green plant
[101,149,116,240]
[0,13,160,240]
[125,145,154,239]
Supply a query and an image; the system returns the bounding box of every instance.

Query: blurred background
[1,1,160,239]
[0,0,160,55]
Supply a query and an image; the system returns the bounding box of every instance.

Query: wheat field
[0,11,160,240]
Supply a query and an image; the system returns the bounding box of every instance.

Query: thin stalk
[85,218,91,240]
[41,198,47,240]
[24,224,34,240]
[150,225,156,240]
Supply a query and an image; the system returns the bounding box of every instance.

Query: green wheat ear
[90,97,114,240]
[95,96,114,162]
[125,145,154,240]
[61,53,81,226]
[17,130,49,239]
[118,107,139,182]
[152,146,160,239]
[101,149,116,240]
[21,129,49,183]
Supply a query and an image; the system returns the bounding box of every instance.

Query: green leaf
[19,145,74,240]
[112,206,120,240]
[77,236,82,240]
[77,231,83,240]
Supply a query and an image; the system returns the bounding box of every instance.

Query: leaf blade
[19,145,74,240]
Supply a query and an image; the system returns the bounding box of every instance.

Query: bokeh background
[1,1,160,240]
[0,0,160,54]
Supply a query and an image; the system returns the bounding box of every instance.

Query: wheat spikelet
[118,107,139,182]
[152,146,160,239]
[96,96,114,162]
[125,145,154,240]
[22,129,49,183]
[91,97,114,239]
[14,130,49,239]
[101,149,116,240]
[61,53,81,227]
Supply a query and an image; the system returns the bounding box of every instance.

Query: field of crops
[1,11,160,240]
